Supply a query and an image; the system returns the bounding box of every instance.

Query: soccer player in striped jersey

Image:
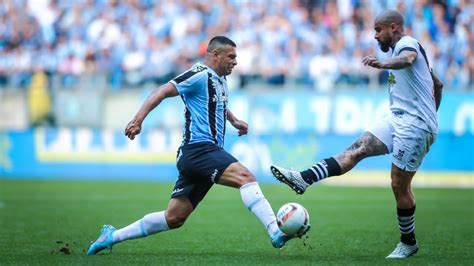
[271,10,443,259]
[86,36,309,256]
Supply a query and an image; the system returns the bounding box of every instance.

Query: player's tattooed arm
[334,132,389,174]
[362,50,417,70]
[430,68,443,111]
[227,110,248,136]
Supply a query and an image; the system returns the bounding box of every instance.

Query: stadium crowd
[0,0,472,91]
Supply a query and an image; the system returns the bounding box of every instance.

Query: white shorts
[368,111,436,172]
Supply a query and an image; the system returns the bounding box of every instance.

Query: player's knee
[237,169,256,187]
[220,163,256,188]
[391,178,409,195]
[391,179,401,193]
[165,212,188,229]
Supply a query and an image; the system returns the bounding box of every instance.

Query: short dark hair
[207,36,236,53]
[375,9,404,27]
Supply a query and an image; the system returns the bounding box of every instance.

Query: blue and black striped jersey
[170,62,229,147]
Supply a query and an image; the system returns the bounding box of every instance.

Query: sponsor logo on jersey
[211,82,228,103]
[388,72,396,85]
[212,94,228,103]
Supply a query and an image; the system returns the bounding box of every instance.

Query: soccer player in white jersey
[271,10,443,259]
[86,36,309,256]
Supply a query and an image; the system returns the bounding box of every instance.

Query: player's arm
[125,82,179,140]
[430,68,443,111]
[362,50,417,70]
[227,110,248,136]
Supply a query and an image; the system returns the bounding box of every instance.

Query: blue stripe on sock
[247,197,264,211]
[139,219,148,237]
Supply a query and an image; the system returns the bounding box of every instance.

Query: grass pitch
[0,179,473,265]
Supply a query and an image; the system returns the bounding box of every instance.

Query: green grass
[0,179,473,265]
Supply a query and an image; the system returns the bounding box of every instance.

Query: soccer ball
[276,203,310,235]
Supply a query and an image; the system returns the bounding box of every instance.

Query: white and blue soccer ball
[276,202,310,235]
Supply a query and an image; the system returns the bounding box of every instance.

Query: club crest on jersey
[388,72,396,85]
[192,65,207,73]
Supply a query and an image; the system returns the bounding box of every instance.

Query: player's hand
[362,55,384,69]
[125,117,143,140]
[232,120,248,136]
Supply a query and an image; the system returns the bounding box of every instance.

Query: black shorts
[171,141,238,208]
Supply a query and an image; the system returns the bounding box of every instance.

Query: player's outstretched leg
[220,162,310,248]
[271,133,387,194]
[86,225,117,255]
[242,185,311,249]
[239,181,311,248]
[86,210,172,256]
[270,165,310,194]
[271,158,342,194]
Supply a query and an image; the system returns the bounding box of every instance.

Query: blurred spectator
[309,45,339,91]
[27,71,53,126]
[0,0,471,91]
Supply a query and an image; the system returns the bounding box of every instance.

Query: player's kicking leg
[271,132,388,194]
[219,162,310,248]
[86,197,192,255]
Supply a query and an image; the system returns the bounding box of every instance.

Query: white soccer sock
[113,211,170,243]
[240,182,279,237]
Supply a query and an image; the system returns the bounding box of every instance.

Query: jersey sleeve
[170,69,207,95]
[395,37,418,56]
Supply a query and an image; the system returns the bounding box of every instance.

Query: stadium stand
[0,0,472,92]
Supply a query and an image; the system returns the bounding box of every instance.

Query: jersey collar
[201,62,225,82]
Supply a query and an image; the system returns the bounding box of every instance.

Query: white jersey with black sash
[388,35,438,133]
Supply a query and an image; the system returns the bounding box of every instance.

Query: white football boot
[270,165,310,194]
[386,242,419,259]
